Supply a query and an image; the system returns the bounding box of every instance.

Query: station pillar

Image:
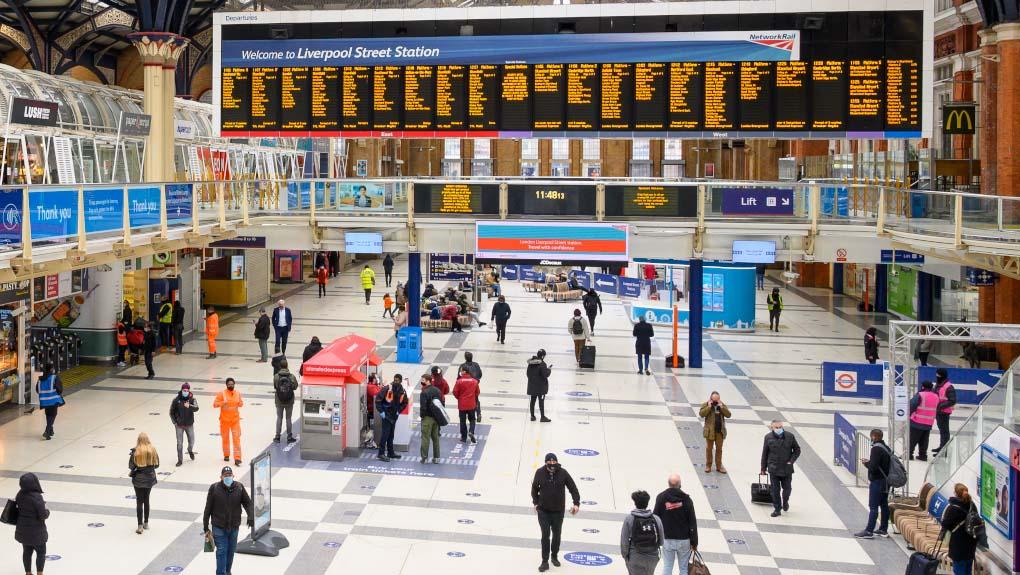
[128,32,188,182]
[832,263,844,295]
[688,259,703,369]
[874,264,888,314]
[407,253,421,328]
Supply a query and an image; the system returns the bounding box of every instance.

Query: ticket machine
[299,335,381,461]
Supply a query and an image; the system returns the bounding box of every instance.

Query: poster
[251,452,272,536]
[230,255,245,280]
[279,257,293,279]
[980,445,1013,539]
[428,253,474,282]
[337,182,388,210]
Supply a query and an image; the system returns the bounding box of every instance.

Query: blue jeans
[212,526,239,575]
[637,354,650,371]
[952,559,973,575]
[662,539,691,575]
[864,479,889,533]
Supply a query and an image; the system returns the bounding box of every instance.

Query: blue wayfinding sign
[166,183,193,223]
[520,266,544,282]
[501,265,518,280]
[29,189,77,240]
[721,187,794,216]
[570,270,591,290]
[619,276,642,298]
[593,273,618,294]
[917,366,1002,405]
[128,186,161,229]
[84,188,124,234]
[833,412,857,475]
[0,189,22,245]
[822,362,1001,405]
[880,250,924,264]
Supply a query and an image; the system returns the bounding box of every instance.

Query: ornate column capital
[128,32,190,66]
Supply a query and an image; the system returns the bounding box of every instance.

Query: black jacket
[254,315,270,340]
[170,392,199,427]
[122,305,133,327]
[491,302,512,323]
[531,464,580,512]
[866,441,892,482]
[143,330,157,354]
[128,448,159,489]
[460,361,482,381]
[383,255,394,271]
[302,341,323,364]
[761,431,801,477]
[653,487,698,547]
[526,356,551,396]
[583,292,602,315]
[420,384,441,419]
[864,334,879,361]
[14,473,48,546]
[375,382,409,419]
[941,497,979,561]
[171,303,185,327]
[633,321,654,355]
[203,480,253,531]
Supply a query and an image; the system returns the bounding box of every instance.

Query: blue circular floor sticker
[457,519,474,525]
[45,555,61,561]
[564,552,612,567]
[564,448,599,457]
[447,551,465,558]
[566,391,592,397]
[322,541,341,548]
[87,522,104,528]
[163,567,184,573]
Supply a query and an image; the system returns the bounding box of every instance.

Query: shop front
[0,280,30,408]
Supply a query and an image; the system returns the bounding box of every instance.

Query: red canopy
[301,334,379,378]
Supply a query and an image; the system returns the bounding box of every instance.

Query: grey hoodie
[620,508,664,558]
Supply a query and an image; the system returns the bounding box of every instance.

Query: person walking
[864,327,880,364]
[582,289,603,335]
[171,299,185,355]
[14,473,49,575]
[756,264,766,291]
[531,453,581,572]
[854,428,892,539]
[127,432,159,534]
[205,307,219,359]
[272,299,293,355]
[253,308,270,363]
[527,349,552,423]
[567,309,592,365]
[633,316,654,375]
[654,474,698,575]
[916,337,933,367]
[908,380,938,461]
[36,363,63,440]
[375,374,408,461]
[143,322,157,379]
[273,359,298,443]
[158,295,173,350]
[933,368,957,456]
[382,293,394,318]
[116,319,129,367]
[214,378,244,466]
[430,366,449,404]
[453,366,479,443]
[491,295,511,344]
[459,351,483,422]
[620,490,664,575]
[329,251,339,278]
[941,483,980,575]
[360,264,376,305]
[760,420,801,517]
[203,466,254,575]
[301,336,323,375]
[393,304,408,334]
[766,287,783,332]
[418,374,442,464]
[316,265,328,298]
[170,383,198,466]
[314,251,327,271]
[699,391,731,473]
[383,253,394,286]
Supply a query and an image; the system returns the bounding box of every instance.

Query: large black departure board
[414,183,500,214]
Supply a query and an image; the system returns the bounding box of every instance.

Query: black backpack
[572,317,584,335]
[631,515,658,550]
[276,373,296,403]
[951,502,987,546]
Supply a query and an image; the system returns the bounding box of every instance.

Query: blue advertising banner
[166,183,193,223]
[223,31,800,68]
[127,186,161,229]
[520,266,544,282]
[593,273,618,294]
[833,412,858,475]
[721,188,794,216]
[501,265,518,280]
[0,189,22,245]
[83,188,123,234]
[28,189,77,240]
[570,270,591,290]
[619,276,642,298]
[880,250,924,264]
[821,187,849,217]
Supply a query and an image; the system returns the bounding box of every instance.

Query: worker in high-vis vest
[36,363,64,440]
[766,287,783,332]
[932,368,957,456]
[205,306,219,359]
[213,377,244,466]
[158,295,173,350]
[908,380,939,461]
[360,264,376,306]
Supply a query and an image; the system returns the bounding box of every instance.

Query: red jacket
[441,305,459,321]
[366,382,381,413]
[452,375,480,411]
[433,375,450,402]
[317,267,328,285]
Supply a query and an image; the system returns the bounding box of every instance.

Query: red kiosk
[299,335,382,461]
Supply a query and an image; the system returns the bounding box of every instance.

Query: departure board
[811,61,846,130]
[436,65,467,130]
[221,67,250,130]
[533,64,565,130]
[280,67,310,130]
[500,64,532,131]
[250,68,280,130]
[848,60,884,131]
[414,183,501,214]
[468,64,498,130]
[602,185,698,217]
[404,66,435,130]
[342,66,371,129]
[885,59,920,130]
[739,62,772,130]
[704,62,737,130]
[566,64,598,130]
[600,64,633,130]
[669,63,703,130]
[775,61,808,130]
[634,63,667,130]
[373,66,402,130]
[310,67,340,130]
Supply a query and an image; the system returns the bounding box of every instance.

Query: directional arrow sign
[593,273,618,295]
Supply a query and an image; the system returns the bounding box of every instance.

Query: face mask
[773,428,784,436]
[546,463,556,472]
[182,391,190,398]
[227,385,235,391]
[223,477,234,487]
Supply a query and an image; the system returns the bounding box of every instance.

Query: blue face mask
[223,477,234,487]
[773,428,784,436]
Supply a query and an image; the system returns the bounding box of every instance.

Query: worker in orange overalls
[213,377,243,465]
[205,306,219,359]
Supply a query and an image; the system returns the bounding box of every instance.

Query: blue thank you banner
[166,184,193,223]
[593,273,618,294]
[29,189,77,240]
[833,413,858,475]
[128,186,161,229]
[721,188,794,216]
[619,276,642,298]
[0,189,22,245]
[83,188,123,234]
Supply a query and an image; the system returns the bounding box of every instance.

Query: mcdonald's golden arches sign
[942,105,976,135]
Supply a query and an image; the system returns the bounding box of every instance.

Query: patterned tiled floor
[0,259,930,574]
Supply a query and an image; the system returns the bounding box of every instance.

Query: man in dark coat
[633,317,654,375]
[383,254,395,286]
[300,336,323,375]
[760,420,801,517]
[15,472,49,575]
[490,295,512,344]
[143,322,157,380]
[375,374,409,462]
[531,453,580,572]
[171,300,186,355]
[253,308,271,363]
[582,289,603,335]
[170,383,199,466]
[203,466,253,575]
[527,349,552,423]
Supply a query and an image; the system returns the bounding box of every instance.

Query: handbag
[204,530,215,552]
[1,498,19,525]
[689,550,711,575]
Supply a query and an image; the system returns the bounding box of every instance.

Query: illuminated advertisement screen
[475,221,628,264]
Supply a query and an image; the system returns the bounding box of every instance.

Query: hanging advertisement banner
[84,188,125,234]
[0,189,22,246]
[127,186,161,229]
[28,189,77,240]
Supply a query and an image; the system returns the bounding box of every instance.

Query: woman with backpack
[36,363,64,440]
[128,432,160,534]
[14,472,50,575]
[941,483,980,575]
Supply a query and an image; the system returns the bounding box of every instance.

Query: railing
[925,360,1020,489]
[1,177,1019,255]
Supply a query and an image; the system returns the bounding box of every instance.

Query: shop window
[551,161,570,176]
[582,139,600,160]
[521,160,538,177]
[521,138,539,160]
[474,139,491,159]
[551,138,569,160]
[443,138,461,160]
[632,139,651,161]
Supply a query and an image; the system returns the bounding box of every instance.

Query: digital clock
[516,184,594,216]
[534,190,566,200]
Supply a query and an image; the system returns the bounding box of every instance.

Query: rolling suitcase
[751,474,772,505]
[904,540,941,575]
[579,345,596,369]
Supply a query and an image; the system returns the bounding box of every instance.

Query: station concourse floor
[0,262,927,575]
